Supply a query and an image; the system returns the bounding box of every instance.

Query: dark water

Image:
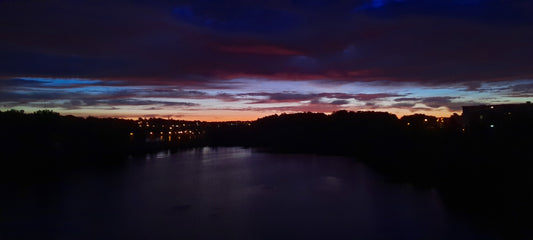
[2,147,498,240]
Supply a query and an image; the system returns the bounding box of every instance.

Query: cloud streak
[1,0,532,119]
[2,0,531,85]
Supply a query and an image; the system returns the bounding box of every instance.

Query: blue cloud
[171,5,298,33]
[22,78,102,87]
[351,0,532,24]
[353,0,406,11]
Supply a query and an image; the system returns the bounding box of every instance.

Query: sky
[1,0,532,121]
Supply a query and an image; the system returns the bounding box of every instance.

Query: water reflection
[2,147,499,240]
[144,150,171,160]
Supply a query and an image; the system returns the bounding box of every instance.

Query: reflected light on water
[199,147,252,166]
[145,150,171,160]
[2,147,501,240]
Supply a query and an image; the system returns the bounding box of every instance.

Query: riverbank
[2,110,531,239]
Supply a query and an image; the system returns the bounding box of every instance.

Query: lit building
[462,102,533,130]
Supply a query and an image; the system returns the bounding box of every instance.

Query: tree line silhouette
[1,108,532,237]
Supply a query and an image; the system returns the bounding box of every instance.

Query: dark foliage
[1,108,532,238]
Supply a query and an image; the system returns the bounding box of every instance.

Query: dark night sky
[1,0,532,120]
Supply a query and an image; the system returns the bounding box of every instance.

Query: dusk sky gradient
[1,0,533,120]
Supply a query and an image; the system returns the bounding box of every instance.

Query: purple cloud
[1,0,532,119]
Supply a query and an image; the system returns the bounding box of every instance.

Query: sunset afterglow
[1,0,532,120]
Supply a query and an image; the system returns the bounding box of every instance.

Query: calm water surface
[3,147,497,239]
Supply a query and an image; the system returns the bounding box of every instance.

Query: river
[2,147,498,239]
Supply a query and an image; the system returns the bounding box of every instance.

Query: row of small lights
[138,123,192,128]
[130,130,199,136]
[406,118,443,126]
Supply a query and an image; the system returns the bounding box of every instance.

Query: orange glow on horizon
[29,107,460,122]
